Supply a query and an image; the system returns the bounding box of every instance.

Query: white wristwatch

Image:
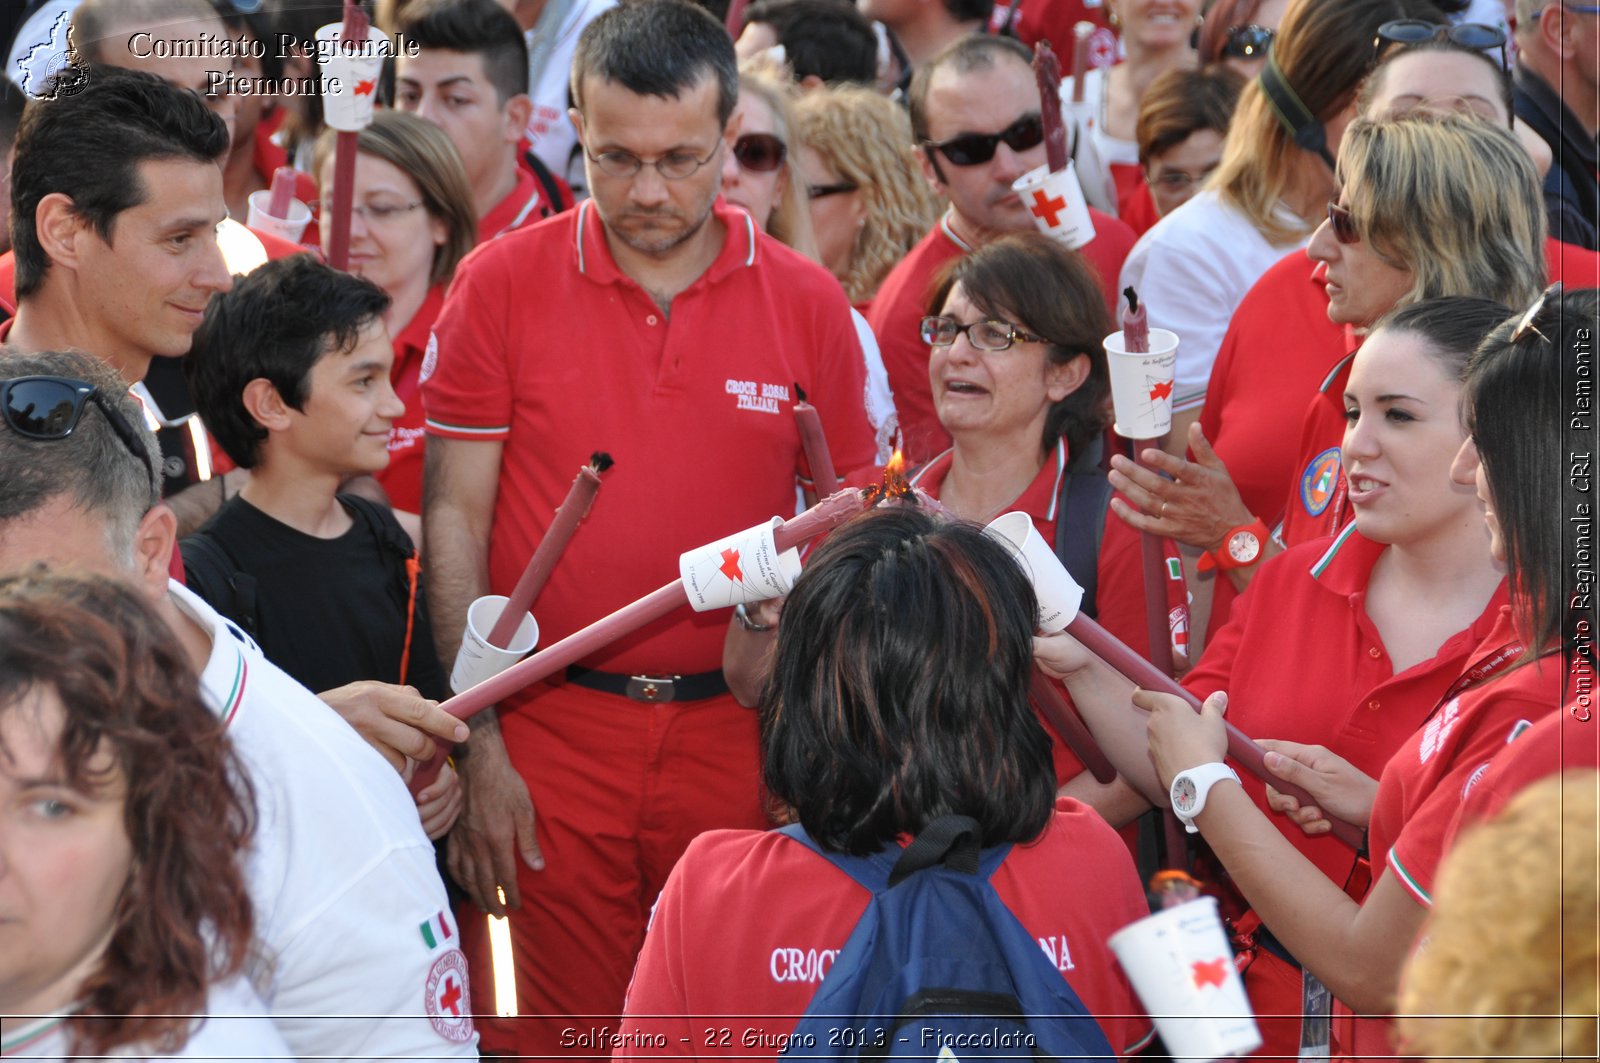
[1169,762,1240,833]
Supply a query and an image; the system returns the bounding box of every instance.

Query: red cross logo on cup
[1029,189,1069,228]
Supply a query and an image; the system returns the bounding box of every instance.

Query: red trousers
[455,682,769,1058]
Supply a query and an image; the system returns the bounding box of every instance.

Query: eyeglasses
[1373,19,1508,69]
[1148,165,1218,191]
[317,200,425,224]
[585,141,723,180]
[807,181,858,199]
[923,112,1044,167]
[1222,24,1275,60]
[920,315,1047,351]
[731,133,786,173]
[1326,201,1359,244]
[1,376,160,489]
[1510,282,1562,344]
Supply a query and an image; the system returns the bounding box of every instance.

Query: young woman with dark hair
[625,508,1153,1058]
[0,570,284,1060]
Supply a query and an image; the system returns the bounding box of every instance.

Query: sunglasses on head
[1373,19,1508,69]
[732,133,786,173]
[1326,201,1359,244]
[923,112,1044,167]
[1222,24,1275,59]
[2,375,161,489]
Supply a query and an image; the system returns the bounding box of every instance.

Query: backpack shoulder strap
[342,493,416,559]
[179,530,259,638]
[1054,436,1113,619]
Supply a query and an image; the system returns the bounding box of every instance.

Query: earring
[1108,9,1120,27]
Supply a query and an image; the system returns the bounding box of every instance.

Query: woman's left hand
[1108,424,1253,551]
[1140,688,1229,788]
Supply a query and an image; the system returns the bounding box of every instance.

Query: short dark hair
[942,0,992,24]
[908,34,1031,142]
[1464,286,1598,657]
[399,0,530,102]
[0,569,255,1058]
[742,0,877,85]
[571,0,740,127]
[1136,65,1246,167]
[929,232,1112,458]
[0,350,161,556]
[10,66,228,299]
[761,507,1056,855]
[186,254,391,469]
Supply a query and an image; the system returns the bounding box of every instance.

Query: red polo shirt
[1447,678,1600,832]
[620,799,1153,1060]
[422,197,876,676]
[1180,525,1507,1060]
[1184,524,1509,886]
[477,167,548,245]
[1280,236,1595,549]
[867,210,1137,465]
[1373,614,1565,908]
[372,284,446,515]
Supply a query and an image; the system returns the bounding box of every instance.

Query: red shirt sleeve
[420,245,515,441]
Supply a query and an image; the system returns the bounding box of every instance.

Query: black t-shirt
[180,494,448,700]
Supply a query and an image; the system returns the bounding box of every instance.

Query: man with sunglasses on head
[420,2,876,1056]
[867,34,1135,464]
[0,349,481,1059]
[1512,0,1599,250]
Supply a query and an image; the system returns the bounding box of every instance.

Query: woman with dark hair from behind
[0,570,284,1060]
[623,509,1153,1057]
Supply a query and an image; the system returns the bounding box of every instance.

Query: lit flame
[863,449,914,506]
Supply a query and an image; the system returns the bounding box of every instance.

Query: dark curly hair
[929,231,1112,459]
[0,570,255,1057]
[760,507,1056,854]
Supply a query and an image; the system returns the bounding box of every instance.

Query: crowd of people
[0,0,1595,1058]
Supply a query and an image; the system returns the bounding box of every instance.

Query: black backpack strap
[521,149,572,217]
[1053,436,1112,619]
[890,814,983,884]
[180,531,258,639]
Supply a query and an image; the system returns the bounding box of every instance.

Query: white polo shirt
[169,581,479,1060]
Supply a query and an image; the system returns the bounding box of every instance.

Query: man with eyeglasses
[419,1,876,1055]
[867,34,1135,464]
[1511,0,1599,250]
[0,349,479,1060]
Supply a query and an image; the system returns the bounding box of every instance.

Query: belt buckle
[626,675,677,702]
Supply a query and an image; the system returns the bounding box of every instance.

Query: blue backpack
[777,815,1116,1060]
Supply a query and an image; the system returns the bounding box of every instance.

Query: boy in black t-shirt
[181,254,448,702]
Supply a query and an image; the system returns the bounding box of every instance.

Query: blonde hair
[738,64,819,262]
[313,110,478,289]
[1340,112,1547,312]
[1398,771,1599,1063]
[1209,0,1447,245]
[792,85,942,305]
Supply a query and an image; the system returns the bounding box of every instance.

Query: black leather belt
[565,666,729,703]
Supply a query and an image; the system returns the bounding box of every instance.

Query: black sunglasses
[1222,24,1275,59]
[1,376,160,489]
[1326,201,1359,244]
[923,112,1044,167]
[1373,19,1508,69]
[732,133,786,173]
[807,182,858,199]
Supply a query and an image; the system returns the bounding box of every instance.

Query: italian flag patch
[420,910,454,950]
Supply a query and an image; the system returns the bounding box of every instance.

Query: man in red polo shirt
[396,0,570,245]
[868,34,1135,463]
[420,2,875,1055]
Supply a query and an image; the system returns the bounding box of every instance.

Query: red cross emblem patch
[425,949,476,1043]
